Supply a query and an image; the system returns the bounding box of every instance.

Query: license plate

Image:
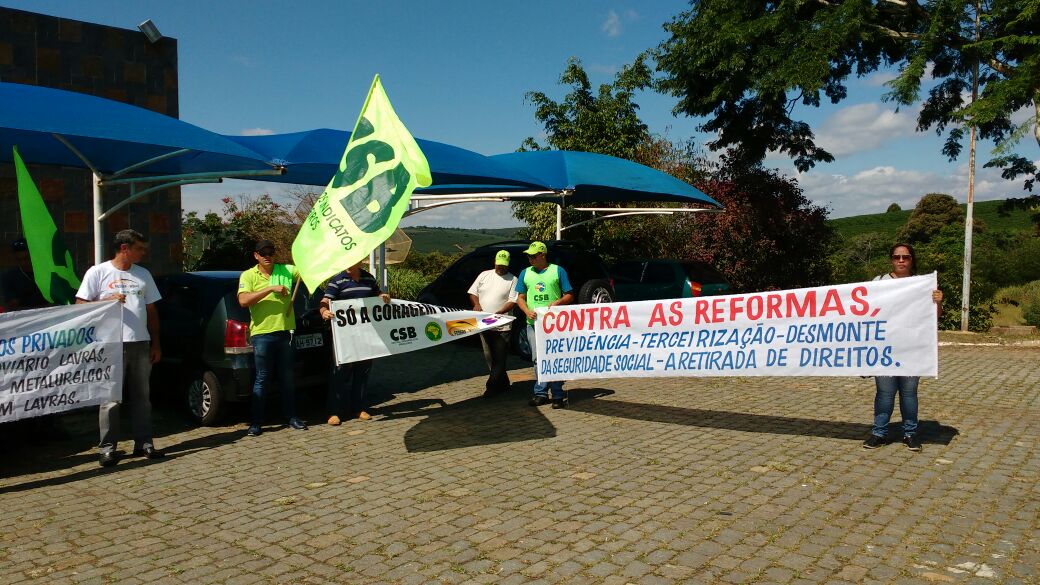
[294,333,324,349]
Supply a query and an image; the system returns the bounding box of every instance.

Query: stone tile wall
[0,6,182,276]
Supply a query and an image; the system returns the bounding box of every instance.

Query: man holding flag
[238,239,307,436]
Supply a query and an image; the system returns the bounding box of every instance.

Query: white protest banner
[0,302,123,422]
[330,298,515,364]
[534,274,939,382]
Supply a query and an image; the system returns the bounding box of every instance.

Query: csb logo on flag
[293,75,432,294]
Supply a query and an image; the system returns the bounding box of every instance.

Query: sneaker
[288,418,308,430]
[550,398,566,409]
[327,415,341,426]
[902,435,922,452]
[528,396,549,407]
[862,434,886,449]
[247,425,262,437]
[357,411,372,421]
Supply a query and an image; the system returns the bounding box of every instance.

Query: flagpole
[93,172,104,264]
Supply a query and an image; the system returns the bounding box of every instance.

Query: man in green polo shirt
[515,241,574,408]
[238,239,308,436]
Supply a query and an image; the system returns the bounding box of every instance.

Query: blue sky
[6,0,1035,227]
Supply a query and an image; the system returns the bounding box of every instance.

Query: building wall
[0,6,182,276]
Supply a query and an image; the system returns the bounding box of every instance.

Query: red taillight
[688,280,703,297]
[608,277,615,291]
[224,319,253,354]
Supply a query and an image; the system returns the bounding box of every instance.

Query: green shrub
[387,267,428,301]
[993,284,1024,306]
[1003,280,1040,327]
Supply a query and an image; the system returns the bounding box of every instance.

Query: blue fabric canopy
[226,129,547,191]
[490,150,721,207]
[0,82,274,176]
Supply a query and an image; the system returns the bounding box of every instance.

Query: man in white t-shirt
[76,229,164,467]
[468,250,518,397]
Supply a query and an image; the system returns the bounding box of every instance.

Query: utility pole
[960,0,981,331]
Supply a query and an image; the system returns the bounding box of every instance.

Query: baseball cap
[523,241,547,256]
[253,239,276,253]
[494,250,510,266]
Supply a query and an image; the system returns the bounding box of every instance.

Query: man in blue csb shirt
[515,241,574,408]
[319,259,391,425]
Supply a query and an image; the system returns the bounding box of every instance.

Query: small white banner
[330,299,515,364]
[0,302,124,422]
[534,274,939,382]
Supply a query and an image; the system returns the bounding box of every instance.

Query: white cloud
[864,71,898,87]
[797,162,1029,218]
[240,127,275,136]
[625,9,639,21]
[815,102,920,157]
[602,10,622,37]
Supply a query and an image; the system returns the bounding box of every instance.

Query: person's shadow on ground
[0,394,246,490]
[377,386,615,453]
[565,390,959,445]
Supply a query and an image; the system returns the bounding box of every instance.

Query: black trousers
[479,330,511,394]
[327,359,373,417]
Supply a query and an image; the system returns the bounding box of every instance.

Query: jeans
[99,341,153,453]
[251,331,297,426]
[480,329,511,394]
[872,376,919,437]
[528,324,564,400]
[327,359,373,418]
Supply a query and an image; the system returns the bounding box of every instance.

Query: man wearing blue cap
[468,249,518,397]
[515,241,574,408]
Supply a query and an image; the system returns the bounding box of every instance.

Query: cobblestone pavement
[0,343,1037,584]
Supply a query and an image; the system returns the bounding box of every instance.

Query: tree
[886,203,902,213]
[514,57,654,241]
[654,1,1038,186]
[916,223,996,330]
[522,56,652,158]
[675,160,834,292]
[898,193,964,244]
[181,194,298,270]
[518,59,834,290]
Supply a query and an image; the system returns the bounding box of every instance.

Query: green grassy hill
[404,199,1035,254]
[828,199,1035,240]
[404,226,521,254]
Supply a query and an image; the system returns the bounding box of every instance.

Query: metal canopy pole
[561,208,722,232]
[93,173,104,263]
[49,132,288,264]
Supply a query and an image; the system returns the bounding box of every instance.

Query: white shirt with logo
[467,269,518,332]
[76,261,161,342]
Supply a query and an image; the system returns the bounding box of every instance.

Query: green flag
[13,146,81,304]
[292,75,432,292]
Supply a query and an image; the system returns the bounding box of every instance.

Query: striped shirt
[324,269,381,301]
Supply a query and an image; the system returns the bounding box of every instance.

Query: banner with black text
[1,302,123,422]
[534,274,939,382]
[330,298,514,364]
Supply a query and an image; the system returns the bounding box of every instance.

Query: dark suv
[152,271,330,426]
[416,240,616,357]
[611,259,731,301]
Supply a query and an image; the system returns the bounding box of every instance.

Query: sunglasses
[257,249,276,257]
[891,254,912,261]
